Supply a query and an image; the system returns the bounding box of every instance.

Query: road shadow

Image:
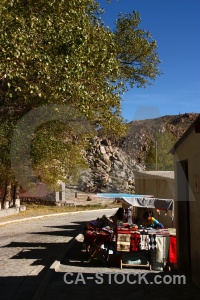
[53,239,200,300]
[29,222,86,237]
[0,221,87,299]
[42,269,200,300]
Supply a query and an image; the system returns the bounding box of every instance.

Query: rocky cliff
[121,112,199,163]
[78,113,199,193]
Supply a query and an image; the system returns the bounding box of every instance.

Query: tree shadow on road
[0,221,87,299]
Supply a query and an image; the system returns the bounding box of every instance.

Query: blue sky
[98,0,200,121]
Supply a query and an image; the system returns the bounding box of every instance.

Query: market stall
[83,194,176,270]
[115,224,176,270]
[96,193,174,218]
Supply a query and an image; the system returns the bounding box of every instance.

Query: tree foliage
[114,11,161,88]
[145,130,176,171]
[0,0,161,198]
[0,0,124,129]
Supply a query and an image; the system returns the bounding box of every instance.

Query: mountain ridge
[78,112,199,193]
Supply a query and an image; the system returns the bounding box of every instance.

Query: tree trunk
[3,182,12,209]
[14,183,20,208]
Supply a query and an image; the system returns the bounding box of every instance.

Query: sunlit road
[0,208,116,300]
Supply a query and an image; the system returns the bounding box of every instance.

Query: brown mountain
[121,112,199,164]
[78,113,199,193]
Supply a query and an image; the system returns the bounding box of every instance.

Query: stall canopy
[96,193,174,213]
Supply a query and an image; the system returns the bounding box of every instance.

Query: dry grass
[0,200,121,223]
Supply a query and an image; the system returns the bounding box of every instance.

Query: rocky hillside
[78,136,142,193]
[78,113,199,193]
[121,113,199,164]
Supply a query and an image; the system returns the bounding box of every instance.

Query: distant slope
[121,113,199,165]
[79,113,199,192]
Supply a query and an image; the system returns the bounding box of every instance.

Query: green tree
[0,0,161,206]
[0,0,124,131]
[145,131,176,171]
[0,120,18,208]
[113,11,161,88]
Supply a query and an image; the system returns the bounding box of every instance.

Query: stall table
[115,225,176,270]
[116,226,152,270]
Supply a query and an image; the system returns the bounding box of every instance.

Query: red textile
[130,233,140,252]
[85,230,110,244]
[117,229,132,235]
[169,236,177,264]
